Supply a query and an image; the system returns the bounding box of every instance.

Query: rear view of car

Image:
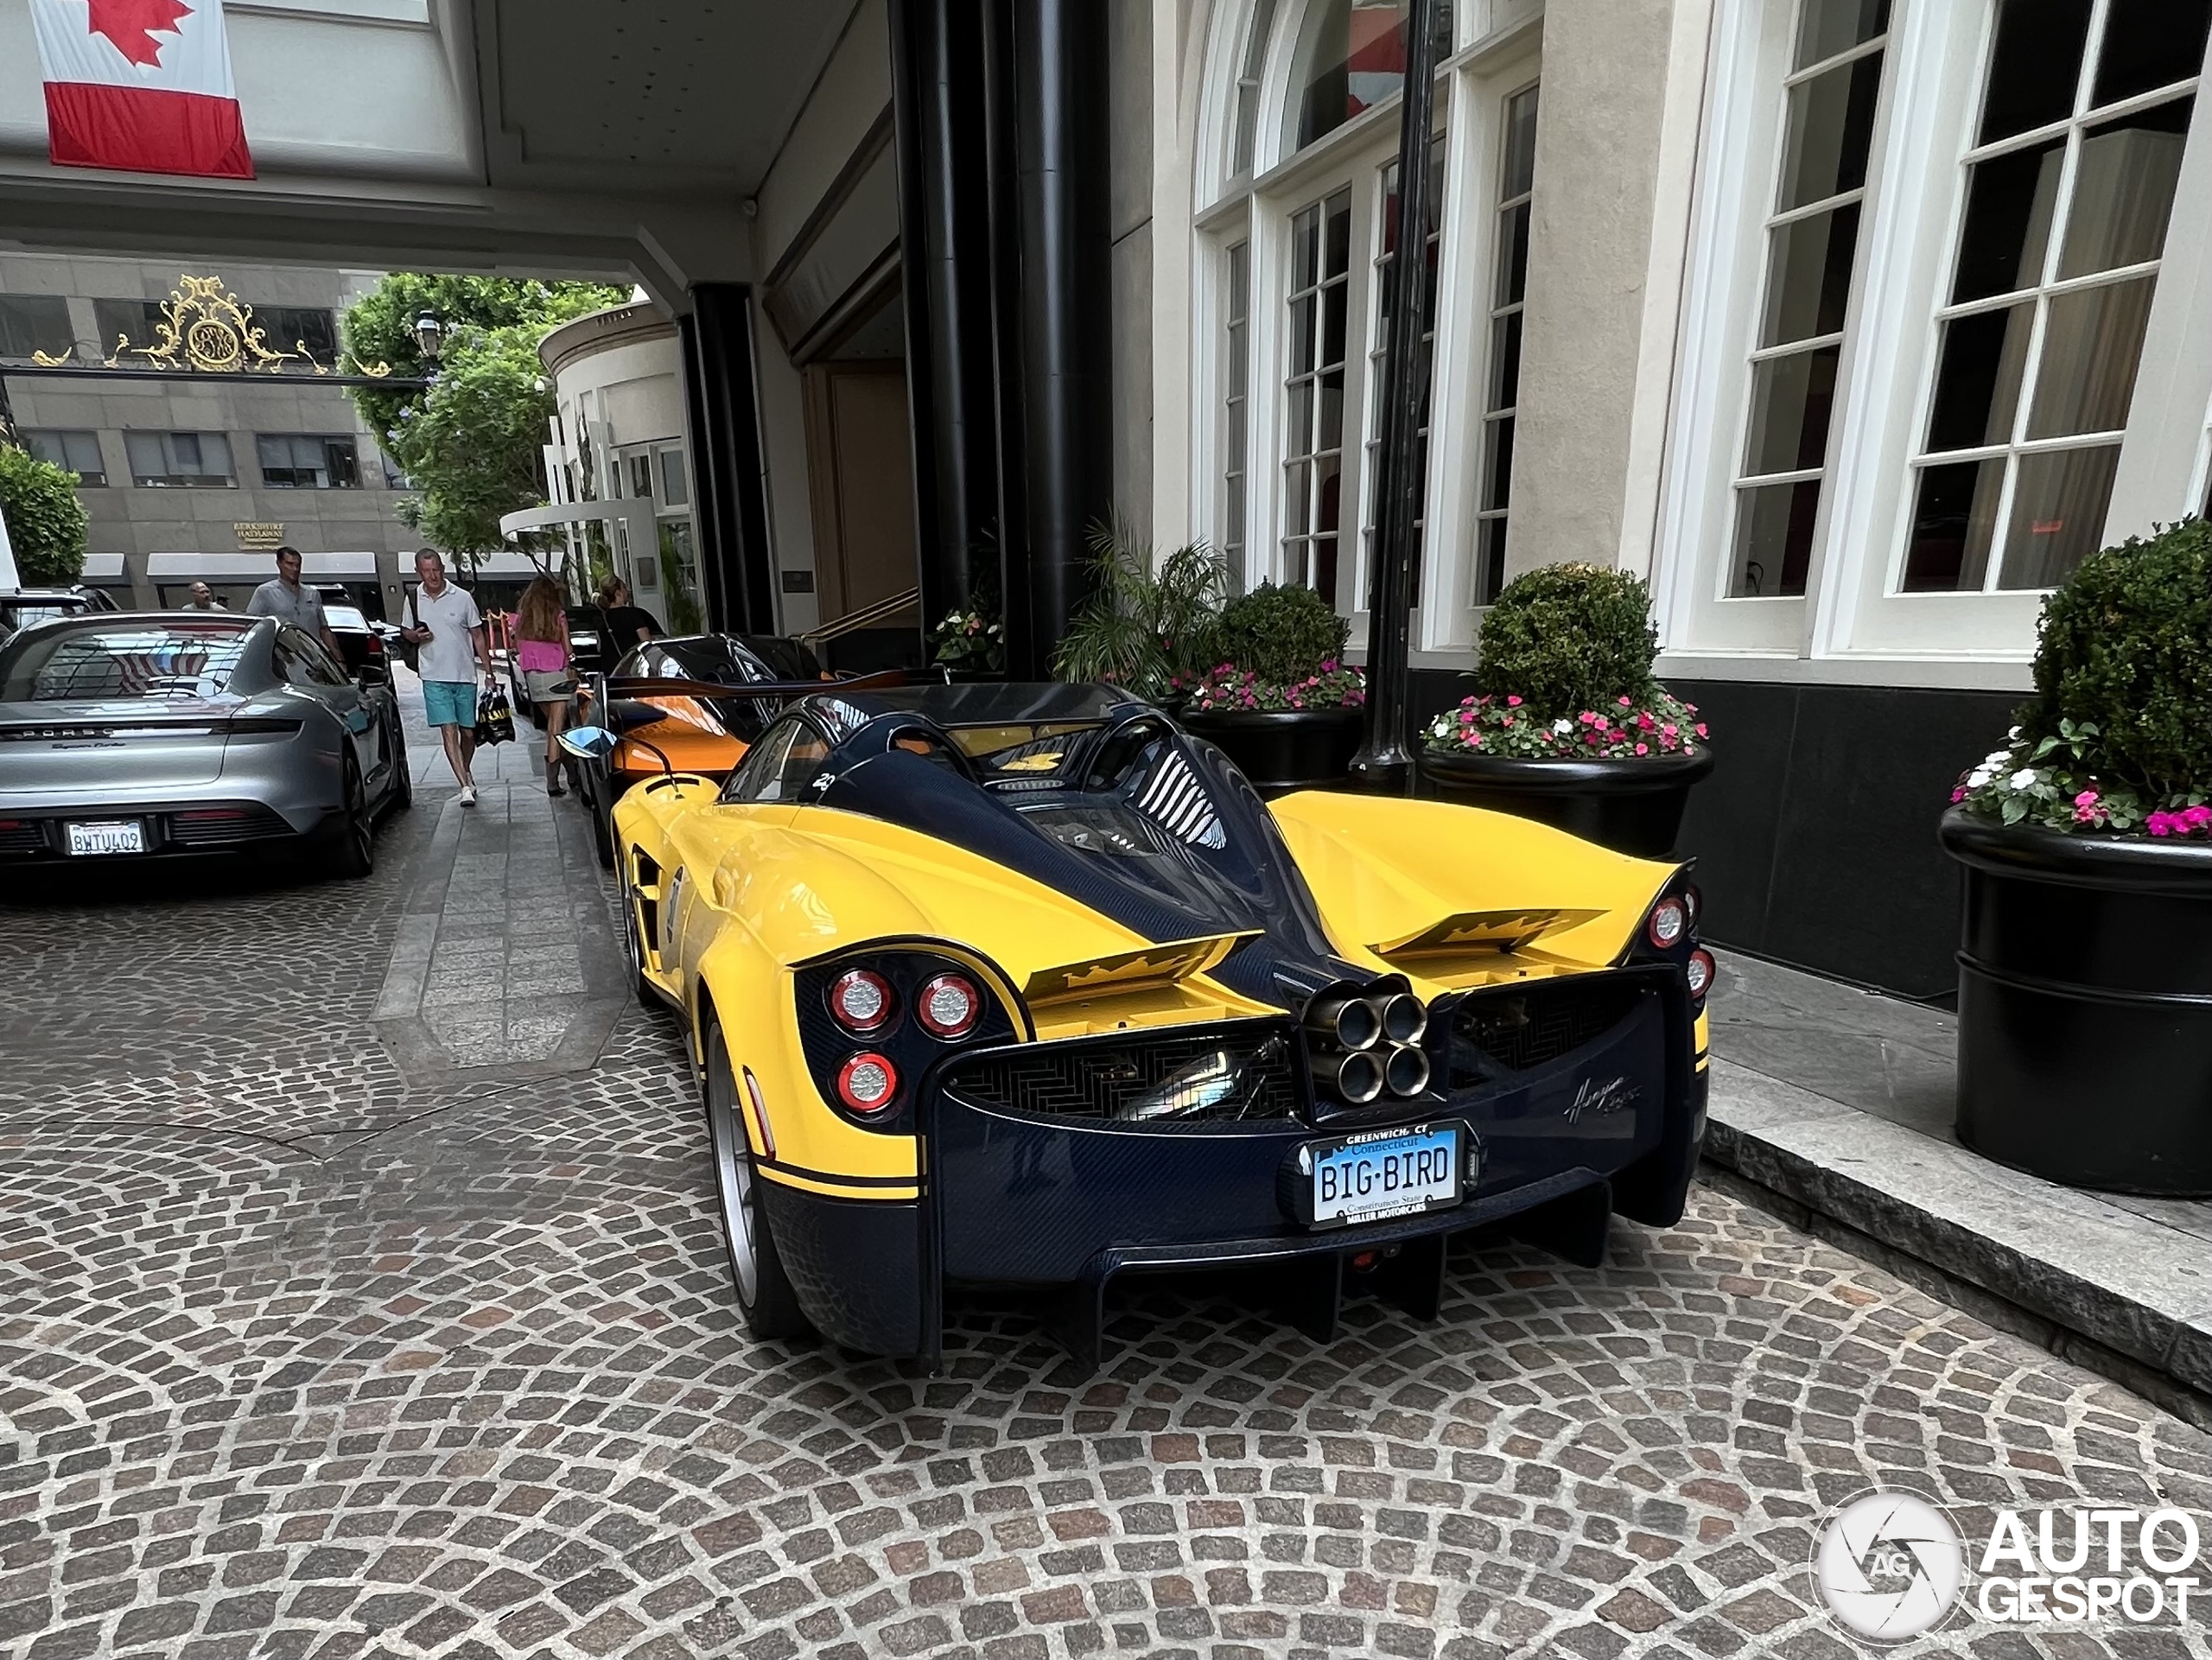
[322,603,391,685]
[0,614,404,875]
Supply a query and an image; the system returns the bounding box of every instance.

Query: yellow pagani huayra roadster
[569,682,1712,1364]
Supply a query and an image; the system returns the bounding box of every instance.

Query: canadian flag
[29,0,253,179]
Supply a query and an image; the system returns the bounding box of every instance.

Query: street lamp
[412,313,444,361]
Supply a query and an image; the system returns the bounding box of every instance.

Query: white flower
[2010,768,2038,790]
[1553,717,1573,735]
[1984,748,2011,768]
[2007,726,2022,741]
[1967,768,1994,788]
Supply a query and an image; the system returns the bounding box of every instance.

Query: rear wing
[595,666,924,703]
[1021,932,1260,1007]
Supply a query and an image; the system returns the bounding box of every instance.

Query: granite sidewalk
[1701,951,2212,1428]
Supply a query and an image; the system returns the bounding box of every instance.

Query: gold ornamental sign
[32,273,391,378]
[234,523,286,550]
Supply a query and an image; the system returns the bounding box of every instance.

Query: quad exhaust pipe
[1306,987,1429,1103]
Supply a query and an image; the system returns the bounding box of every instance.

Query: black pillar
[888,0,998,635]
[1350,0,1441,792]
[1010,0,1109,672]
[891,0,1111,677]
[678,285,777,634]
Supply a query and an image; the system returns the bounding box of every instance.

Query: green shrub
[1198,581,1350,685]
[0,444,89,585]
[1473,563,1658,717]
[2021,518,2212,798]
[1053,518,1226,696]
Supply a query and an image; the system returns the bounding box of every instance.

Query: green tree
[0,444,90,585]
[341,275,630,560]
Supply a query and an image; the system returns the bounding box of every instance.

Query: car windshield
[325,605,369,630]
[0,621,253,702]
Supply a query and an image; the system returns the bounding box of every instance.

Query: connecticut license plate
[1300,1122,1464,1228]
[65,819,144,855]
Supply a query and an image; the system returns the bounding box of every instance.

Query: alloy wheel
[706,1042,762,1306]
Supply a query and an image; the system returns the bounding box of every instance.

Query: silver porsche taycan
[0,611,410,879]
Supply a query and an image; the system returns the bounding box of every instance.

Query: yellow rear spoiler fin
[1022,931,1260,1005]
[1372,907,1608,957]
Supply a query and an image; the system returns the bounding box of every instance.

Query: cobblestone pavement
[3,710,2210,1659]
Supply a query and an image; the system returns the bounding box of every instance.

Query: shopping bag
[474,683,517,747]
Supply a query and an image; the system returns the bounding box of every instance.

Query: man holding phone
[401,548,492,805]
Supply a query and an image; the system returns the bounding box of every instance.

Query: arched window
[1193,0,1541,656]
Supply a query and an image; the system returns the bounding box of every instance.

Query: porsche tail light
[1685,949,1716,1002]
[836,1053,899,1114]
[916,972,980,1039]
[830,968,894,1034]
[1647,897,1688,950]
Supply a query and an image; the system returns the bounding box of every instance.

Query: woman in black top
[594,576,662,647]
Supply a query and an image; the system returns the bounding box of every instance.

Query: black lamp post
[411,313,445,363]
[1348,0,1441,795]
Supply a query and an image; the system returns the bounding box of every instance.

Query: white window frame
[1188,0,1541,664]
[1661,0,2212,689]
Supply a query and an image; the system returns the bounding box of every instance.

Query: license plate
[66,819,145,855]
[1302,1122,1465,1228]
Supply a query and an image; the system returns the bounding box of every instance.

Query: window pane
[1796,0,1889,69]
[1502,86,1539,198]
[1291,0,1450,152]
[1481,417,1514,511]
[1294,208,1320,288]
[1325,194,1352,277]
[1950,140,2063,302]
[1488,312,1522,411]
[1979,0,2092,144]
[1475,516,1509,607]
[1743,347,1840,476]
[1926,303,2031,451]
[1760,203,1860,346]
[1231,0,1281,173]
[1999,444,2120,588]
[2027,277,2153,437]
[658,448,689,506]
[1318,369,1344,449]
[2057,99,2190,280]
[1289,295,1317,373]
[1285,460,1312,536]
[1287,379,1315,451]
[1900,459,2005,591]
[124,432,163,478]
[1729,479,1821,596]
[1497,201,1530,304]
[1321,282,1347,366]
[92,298,167,353]
[2093,0,2211,110]
[0,294,73,359]
[1777,54,1884,211]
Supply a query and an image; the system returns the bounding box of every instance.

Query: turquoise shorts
[423,680,477,728]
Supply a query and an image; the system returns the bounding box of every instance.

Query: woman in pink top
[515,576,578,795]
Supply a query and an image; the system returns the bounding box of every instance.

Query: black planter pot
[1178,706,1363,792]
[1940,809,2212,1196]
[1416,746,1714,858]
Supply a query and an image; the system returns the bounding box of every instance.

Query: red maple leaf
[86,0,195,67]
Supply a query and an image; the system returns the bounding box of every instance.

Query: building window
[379,451,411,491]
[1473,85,1539,606]
[1290,0,1452,155]
[254,307,339,360]
[1282,188,1353,597]
[657,447,690,506]
[1900,0,2206,594]
[627,453,654,499]
[22,430,106,487]
[1222,241,1253,585]
[1727,0,1891,599]
[0,295,73,360]
[92,299,169,353]
[257,434,360,489]
[125,431,235,488]
[1232,0,1283,175]
[1362,133,1445,604]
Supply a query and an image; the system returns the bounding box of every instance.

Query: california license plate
[66,819,144,855]
[1300,1122,1465,1228]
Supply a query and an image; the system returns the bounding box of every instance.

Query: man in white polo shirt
[400,549,493,805]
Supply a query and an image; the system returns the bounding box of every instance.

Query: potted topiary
[1419,563,1712,856]
[1052,518,1225,705]
[1177,582,1364,792]
[1940,518,2212,1196]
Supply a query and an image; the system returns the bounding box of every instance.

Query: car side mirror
[559,724,618,760]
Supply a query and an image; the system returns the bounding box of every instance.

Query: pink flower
[2184,805,2212,830]
[1502,715,1514,727]
[1578,711,1599,726]
[1608,729,1628,744]
[2149,813,2175,837]
[1584,731,1601,746]
[1618,695,1632,707]
[1637,711,1656,731]
[2074,790,2100,808]
[1662,723,1677,739]
[1950,785,1968,804]
[1635,743,1649,757]
[1694,722,1709,739]
[1506,695,1522,707]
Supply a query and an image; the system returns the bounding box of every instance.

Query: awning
[147,551,382,579]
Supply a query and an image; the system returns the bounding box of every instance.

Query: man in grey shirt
[246,546,342,658]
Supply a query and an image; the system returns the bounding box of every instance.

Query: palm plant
[1052,517,1226,698]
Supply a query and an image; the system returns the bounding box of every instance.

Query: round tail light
[830,968,894,1033]
[1685,949,1716,1001]
[836,1052,899,1113]
[1647,897,1688,950]
[916,972,980,1039]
